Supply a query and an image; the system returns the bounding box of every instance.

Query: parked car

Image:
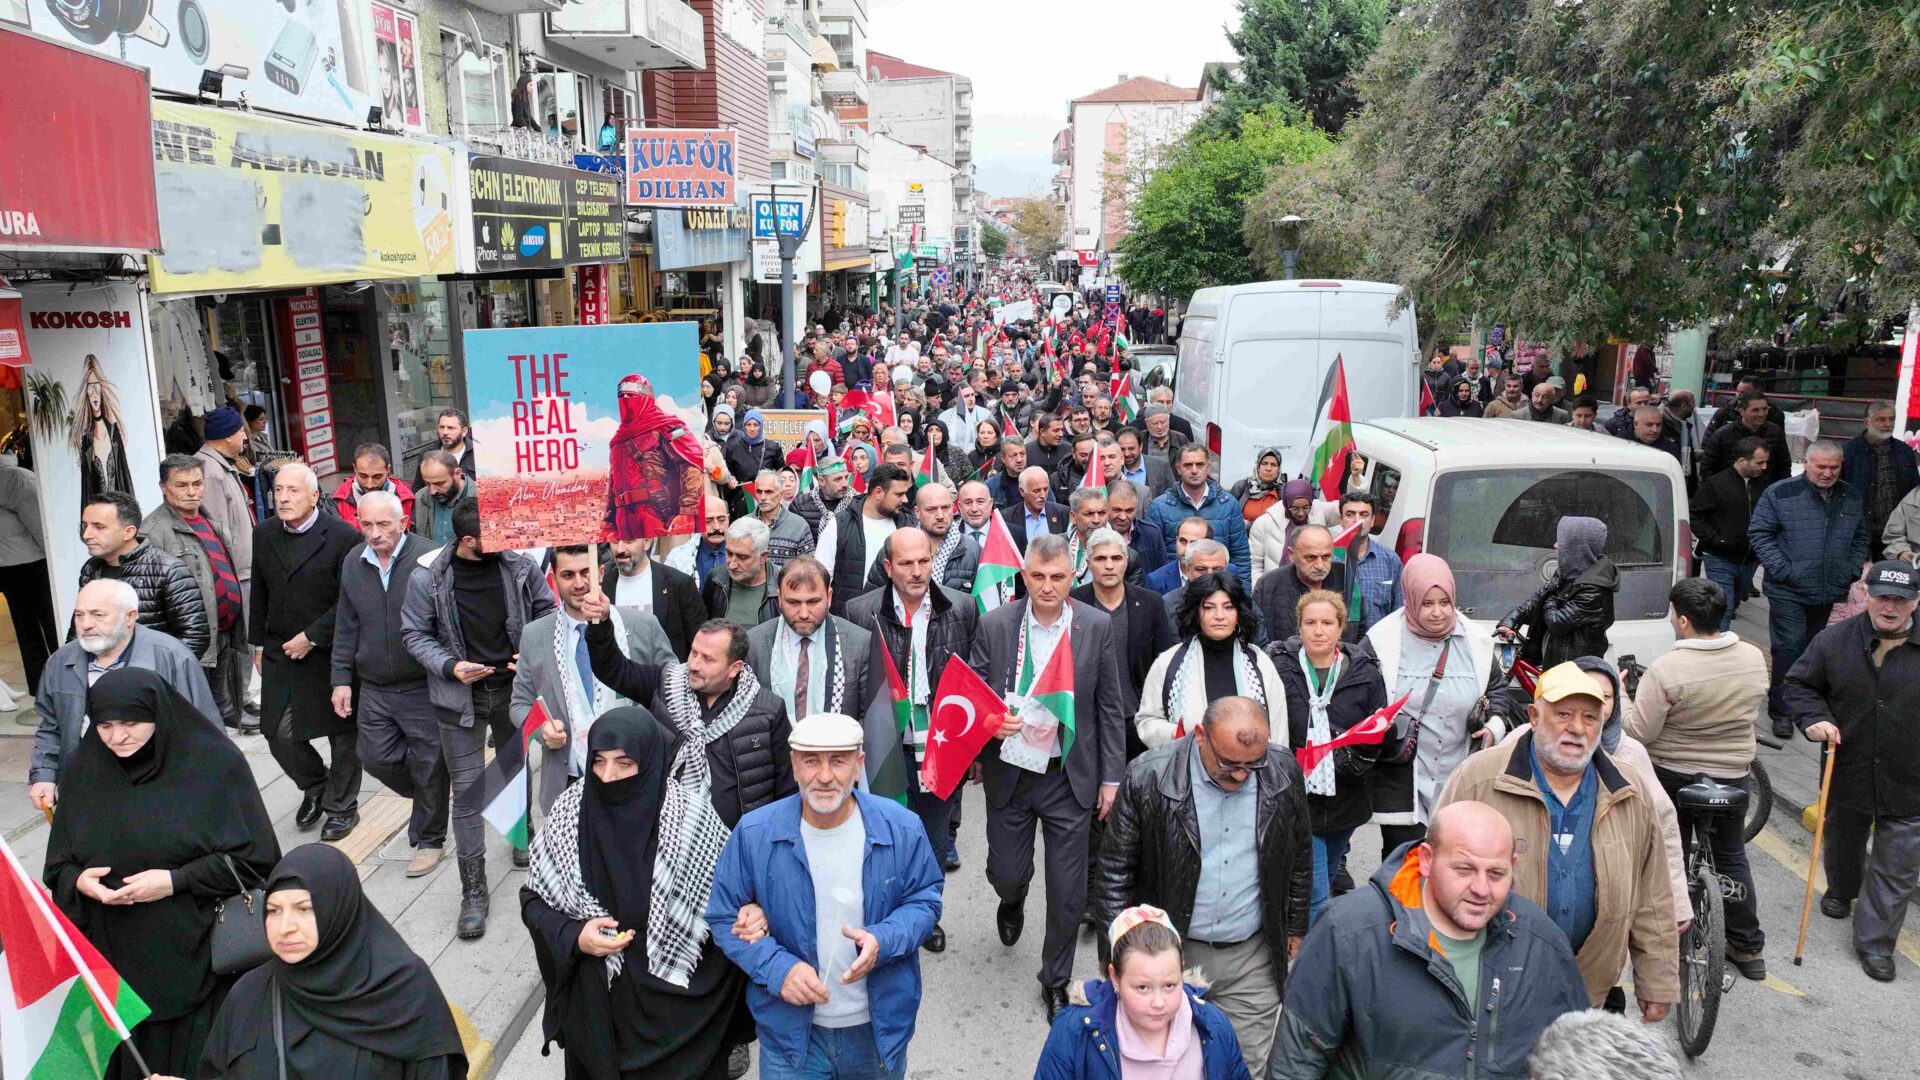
[1346,417,1690,663]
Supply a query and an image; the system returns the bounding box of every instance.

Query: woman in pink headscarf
[1359,553,1507,846]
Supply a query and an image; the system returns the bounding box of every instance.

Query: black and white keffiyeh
[929,523,965,584]
[1164,638,1267,737]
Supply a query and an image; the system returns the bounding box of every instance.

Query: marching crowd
[7,271,1919,1080]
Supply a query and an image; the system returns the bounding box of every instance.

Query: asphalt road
[497,782,1919,1080]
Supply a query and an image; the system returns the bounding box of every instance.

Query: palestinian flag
[914,442,940,488]
[477,696,547,850]
[1109,370,1137,425]
[1307,354,1355,499]
[1028,622,1077,759]
[791,441,818,492]
[0,838,151,1080]
[861,634,913,804]
[1329,520,1368,615]
[1000,402,1025,439]
[973,508,1023,614]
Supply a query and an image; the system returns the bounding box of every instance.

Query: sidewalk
[0,610,543,1079]
[1729,595,1843,835]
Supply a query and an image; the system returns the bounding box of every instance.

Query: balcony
[817,0,869,20]
[546,0,705,71]
[821,66,869,107]
[469,0,565,14]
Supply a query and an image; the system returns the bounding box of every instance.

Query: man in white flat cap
[705,713,944,1079]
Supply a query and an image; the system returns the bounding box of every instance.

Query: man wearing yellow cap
[1435,662,1678,1019]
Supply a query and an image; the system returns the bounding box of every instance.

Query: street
[499,779,1920,1080]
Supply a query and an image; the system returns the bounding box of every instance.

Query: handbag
[1387,640,1452,766]
[210,854,272,975]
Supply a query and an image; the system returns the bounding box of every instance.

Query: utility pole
[775,185,815,409]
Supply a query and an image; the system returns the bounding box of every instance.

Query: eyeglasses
[1202,738,1270,774]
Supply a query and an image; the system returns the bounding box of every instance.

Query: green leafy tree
[979,223,1009,258]
[1008,198,1064,258]
[1117,106,1332,300]
[1200,0,1393,138]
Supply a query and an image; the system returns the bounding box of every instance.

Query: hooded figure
[604,374,705,541]
[43,668,280,1079]
[199,844,467,1079]
[1498,516,1620,668]
[1437,379,1484,418]
[520,707,744,1080]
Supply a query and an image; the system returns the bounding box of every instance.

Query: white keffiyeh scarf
[1163,638,1266,738]
[1299,648,1344,797]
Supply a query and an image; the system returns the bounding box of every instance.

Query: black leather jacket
[1095,737,1312,975]
[75,537,210,659]
[1499,559,1619,669]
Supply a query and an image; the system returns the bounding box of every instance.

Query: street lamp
[1274,214,1309,280]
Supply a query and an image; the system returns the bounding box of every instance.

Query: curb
[475,972,547,1079]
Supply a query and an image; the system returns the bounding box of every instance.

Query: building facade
[1060,74,1205,283]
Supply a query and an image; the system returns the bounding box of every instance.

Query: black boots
[457,857,489,940]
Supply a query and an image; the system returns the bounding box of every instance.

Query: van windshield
[1426,468,1674,623]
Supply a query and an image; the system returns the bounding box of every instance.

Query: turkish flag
[920,659,1007,799]
[1295,690,1413,776]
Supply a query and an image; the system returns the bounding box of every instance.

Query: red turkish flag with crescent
[920,659,1007,799]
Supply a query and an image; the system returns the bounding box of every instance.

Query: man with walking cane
[1783,560,1920,982]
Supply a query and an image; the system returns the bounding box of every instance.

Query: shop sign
[17,280,164,620]
[461,322,703,551]
[898,204,925,225]
[466,155,626,273]
[0,30,160,252]
[370,2,426,131]
[274,292,337,477]
[577,265,611,325]
[751,197,807,239]
[789,103,816,159]
[22,0,373,127]
[147,101,456,294]
[656,198,750,271]
[755,409,826,449]
[625,128,737,208]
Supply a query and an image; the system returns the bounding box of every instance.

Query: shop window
[383,281,457,479]
[442,30,509,138]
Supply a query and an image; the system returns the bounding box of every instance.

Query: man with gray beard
[29,579,217,808]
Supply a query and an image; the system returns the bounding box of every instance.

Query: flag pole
[0,839,154,1077]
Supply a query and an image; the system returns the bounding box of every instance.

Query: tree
[979,222,1009,258]
[1199,0,1392,138]
[1116,106,1332,300]
[1008,198,1064,259]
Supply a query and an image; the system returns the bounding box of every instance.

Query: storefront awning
[809,36,840,70]
[825,255,872,273]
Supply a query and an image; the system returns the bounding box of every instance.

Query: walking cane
[1794,743,1839,966]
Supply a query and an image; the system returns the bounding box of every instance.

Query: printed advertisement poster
[370,2,424,130]
[148,100,456,294]
[17,281,164,620]
[754,409,826,450]
[30,0,372,126]
[463,323,704,552]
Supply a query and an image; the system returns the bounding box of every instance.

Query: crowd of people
[11,269,1917,1080]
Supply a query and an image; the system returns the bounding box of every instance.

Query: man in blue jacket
[1144,444,1251,583]
[705,712,943,1079]
[1749,440,1869,737]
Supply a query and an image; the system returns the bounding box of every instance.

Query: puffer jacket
[843,582,978,700]
[1268,638,1392,834]
[1498,559,1618,669]
[1748,476,1869,605]
[74,537,210,660]
[1271,843,1589,1080]
[1093,737,1310,974]
[582,617,796,826]
[1034,978,1250,1080]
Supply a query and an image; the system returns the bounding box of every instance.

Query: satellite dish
[461,11,486,58]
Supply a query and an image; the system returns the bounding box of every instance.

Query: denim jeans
[1656,765,1763,955]
[758,1023,905,1080]
[1310,828,1356,925]
[1701,555,1757,632]
[1765,598,1834,714]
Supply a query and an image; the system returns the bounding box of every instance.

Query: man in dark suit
[745,555,871,726]
[846,529,978,950]
[601,536,704,660]
[1105,479,1166,578]
[1143,516,1212,595]
[250,462,364,841]
[970,533,1126,1021]
[1070,527,1173,762]
[1006,466,1069,555]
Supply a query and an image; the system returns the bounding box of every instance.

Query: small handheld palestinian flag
[791,440,819,492]
[914,441,940,488]
[861,634,914,804]
[973,508,1024,614]
[1329,520,1368,617]
[1109,369,1138,425]
[476,696,548,850]
[0,837,153,1080]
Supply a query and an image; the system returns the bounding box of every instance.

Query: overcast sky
[867,0,1243,199]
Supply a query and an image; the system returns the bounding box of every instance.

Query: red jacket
[329,478,416,530]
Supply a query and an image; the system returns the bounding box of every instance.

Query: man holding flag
[1335,491,1403,636]
[970,533,1127,1021]
[847,528,978,952]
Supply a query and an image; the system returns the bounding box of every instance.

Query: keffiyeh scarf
[930,523,965,584]
[1299,648,1344,797]
[1164,638,1266,738]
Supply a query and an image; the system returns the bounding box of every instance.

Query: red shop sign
[0,29,160,253]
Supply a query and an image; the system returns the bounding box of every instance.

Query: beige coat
[1629,633,1769,779]
[192,443,253,582]
[1437,732,1680,1006]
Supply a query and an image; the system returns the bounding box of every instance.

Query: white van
[1172,279,1418,479]
[1347,417,1691,663]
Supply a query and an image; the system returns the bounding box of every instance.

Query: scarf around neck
[1299,647,1345,796]
[1165,637,1266,738]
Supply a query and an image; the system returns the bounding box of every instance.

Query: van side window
[1370,464,1401,535]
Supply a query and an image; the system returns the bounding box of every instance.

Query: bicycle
[1672,774,1749,1058]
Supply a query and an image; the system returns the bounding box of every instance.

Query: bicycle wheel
[1743,761,1773,843]
[1676,863,1727,1058]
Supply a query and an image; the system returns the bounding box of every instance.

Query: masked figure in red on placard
[602,374,703,541]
